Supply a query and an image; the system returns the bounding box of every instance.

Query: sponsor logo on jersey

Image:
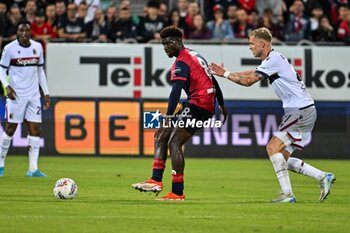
[11,57,39,66]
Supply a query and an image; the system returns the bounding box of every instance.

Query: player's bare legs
[157,127,192,200]
[0,123,18,176]
[25,121,46,177]
[266,136,295,203]
[152,127,173,181]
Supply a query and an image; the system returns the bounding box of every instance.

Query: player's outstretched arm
[209,62,261,87]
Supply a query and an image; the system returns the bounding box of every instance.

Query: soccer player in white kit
[210,27,335,203]
[0,20,50,177]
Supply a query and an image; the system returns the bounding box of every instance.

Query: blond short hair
[249,27,272,43]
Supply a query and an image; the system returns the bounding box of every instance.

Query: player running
[132,26,227,200]
[0,20,50,177]
[210,27,335,203]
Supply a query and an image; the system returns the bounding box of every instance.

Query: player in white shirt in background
[210,27,335,203]
[0,20,50,177]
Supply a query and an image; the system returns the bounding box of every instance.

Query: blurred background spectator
[57,2,87,42]
[32,9,56,47]
[24,0,37,23]
[138,0,165,42]
[86,7,110,42]
[312,15,336,41]
[284,0,311,41]
[75,0,100,23]
[165,8,186,32]
[188,13,211,40]
[206,4,234,41]
[4,4,22,41]
[0,0,349,47]
[109,6,138,42]
[233,7,252,39]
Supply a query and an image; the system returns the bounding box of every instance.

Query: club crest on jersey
[33,49,37,55]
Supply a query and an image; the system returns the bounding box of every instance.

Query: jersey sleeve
[38,44,45,66]
[255,55,279,79]
[171,60,190,82]
[0,46,11,69]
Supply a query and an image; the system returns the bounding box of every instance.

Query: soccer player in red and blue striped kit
[132,26,227,200]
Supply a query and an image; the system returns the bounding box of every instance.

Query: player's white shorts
[274,105,316,154]
[5,97,42,123]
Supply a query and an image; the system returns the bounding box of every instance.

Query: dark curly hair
[160,26,183,39]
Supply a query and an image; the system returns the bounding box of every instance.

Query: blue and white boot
[26,169,47,177]
[0,167,4,177]
[271,193,296,203]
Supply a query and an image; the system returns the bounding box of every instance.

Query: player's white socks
[0,133,13,167]
[287,157,325,181]
[28,135,40,172]
[270,153,293,195]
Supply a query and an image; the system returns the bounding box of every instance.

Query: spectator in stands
[337,7,350,43]
[207,4,234,41]
[227,4,238,26]
[310,4,324,35]
[77,1,89,23]
[57,2,87,42]
[4,4,22,40]
[185,1,200,30]
[165,8,186,33]
[55,0,67,25]
[159,1,168,21]
[249,8,261,29]
[255,0,283,23]
[187,13,212,40]
[109,6,139,42]
[138,0,165,42]
[119,0,140,26]
[86,8,110,42]
[75,0,100,23]
[45,4,57,29]
[284,0,311,41]
[106,4,117,25]
[261,8,284,41]
[233,7,253,39]
[24,0,37,23]
[177,0,188,17]
[32,10,56,51]
[335,4,349,32]
[312,15,336,41]
[204,0,237,21]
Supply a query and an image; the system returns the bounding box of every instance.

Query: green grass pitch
[0,156,349,233]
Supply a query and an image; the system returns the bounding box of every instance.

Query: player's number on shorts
[36,107,41,115]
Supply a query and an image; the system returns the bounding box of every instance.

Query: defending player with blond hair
[210,27,335,203]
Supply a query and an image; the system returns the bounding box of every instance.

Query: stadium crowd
[0,0,350,48]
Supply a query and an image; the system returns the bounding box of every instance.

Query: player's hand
[209,62,226,77]
[43,95,51,110]
[219,105,228,125]
[6,86,16,100]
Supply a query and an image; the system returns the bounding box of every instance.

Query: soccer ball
[53,178,78,200]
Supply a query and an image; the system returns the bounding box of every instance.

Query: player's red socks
[151,159,165,182]
[172,174,184,196]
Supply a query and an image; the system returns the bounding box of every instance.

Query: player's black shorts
[173,102,214,135]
